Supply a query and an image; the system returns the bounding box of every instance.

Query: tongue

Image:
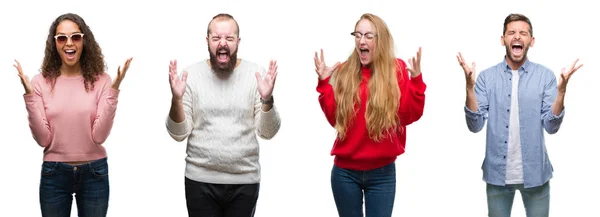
[512,47,523,54]
[218,53,229,62]
[360,50,369,58]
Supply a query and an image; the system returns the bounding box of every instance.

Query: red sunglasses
[54,33,84,43]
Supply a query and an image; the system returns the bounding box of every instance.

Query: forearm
[466,87,478,112]
[552,91,565,116]
[169,98,185,123]
[24,97,52,147]
[91,90,119,144]
[256,105,281,139]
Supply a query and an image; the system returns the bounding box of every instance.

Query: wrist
[260,95,274,104]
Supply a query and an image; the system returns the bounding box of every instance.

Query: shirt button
[508,94,511,97]
[506,125,509,128]
[503,156,506,159]
[507,109,510,112]
[504,141,507,143]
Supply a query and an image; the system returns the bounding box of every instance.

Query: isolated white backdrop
[0,0,598,216]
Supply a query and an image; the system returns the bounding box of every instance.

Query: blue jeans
[331,162,396,217]
[487,181,550,217]
[39,157,110,217]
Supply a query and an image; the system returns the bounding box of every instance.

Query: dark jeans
[39,157,110,217]
[185,177,260,217]
[331,162,396,217]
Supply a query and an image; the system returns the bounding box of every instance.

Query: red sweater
[317,58,426,171]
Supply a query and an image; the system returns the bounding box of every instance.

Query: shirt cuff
[464,105,481,119]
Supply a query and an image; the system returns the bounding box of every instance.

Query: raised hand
[406,47,422,77]
[112,57,133,90]
[457,52,476,89]
[558,58,583,93]
[314,49,341,80]
[256,60,279,100]
[13,60,33,95]
[169,59,188,101]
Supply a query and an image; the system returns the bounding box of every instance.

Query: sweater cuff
[23,93,37,102]
[108,88,120,98]
[316,76,332,92]
[410,74,426,90]
[166,116,188,136]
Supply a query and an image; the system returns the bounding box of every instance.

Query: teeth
[65,50,75,52]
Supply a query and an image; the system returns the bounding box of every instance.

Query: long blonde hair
[333,13,401,142]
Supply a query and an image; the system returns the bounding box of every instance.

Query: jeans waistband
[43,157,107,171]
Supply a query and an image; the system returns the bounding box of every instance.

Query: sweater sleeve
[397,59,427,126]
[91,76,119,145]
[254,68,281,140]
[317,76,337,127]
[23,75,52,147]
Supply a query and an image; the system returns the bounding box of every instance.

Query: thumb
[255,71,262,81]
[332,62,342,70]
[182,71,188,82]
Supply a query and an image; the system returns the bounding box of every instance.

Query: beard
[209,46,238,79]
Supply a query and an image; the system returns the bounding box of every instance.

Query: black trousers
[185,177,260,217]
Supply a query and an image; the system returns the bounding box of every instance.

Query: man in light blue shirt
[457,13,583,217]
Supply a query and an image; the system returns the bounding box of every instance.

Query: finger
[572,63,583,74]
[181,71,188,82]
[417,47,422,64]
[472,62,476,75]
[255,71,262,82]
[117,66,122,77]
[570,58,579,70]
[320,49,325,63]
[272,71,278,85]
[458,52,464,63]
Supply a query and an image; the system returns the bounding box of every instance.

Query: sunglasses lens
[71,34,82,41]
[56,36,68,42]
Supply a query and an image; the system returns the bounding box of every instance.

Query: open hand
[256,60,279,100]
[406,47,422,77]
[169,59,188,101]
[13,60,33,94]
[314,49,341,80]
[112,57,133,90]
[457,52,476,89]
[558,58,583,93]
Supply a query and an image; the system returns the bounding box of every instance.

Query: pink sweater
[24,72,119,162]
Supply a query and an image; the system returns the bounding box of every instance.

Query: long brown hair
[41,13,106,91]
[333,13,401,141]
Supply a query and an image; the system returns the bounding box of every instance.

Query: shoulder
[528,61,554,76]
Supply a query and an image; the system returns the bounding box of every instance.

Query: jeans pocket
[41,162,58,176]
[92,162,109,177]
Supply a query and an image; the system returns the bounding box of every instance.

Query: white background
[1,0,598,216]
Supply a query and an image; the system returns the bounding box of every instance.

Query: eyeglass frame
[54,33,85,43]
[350,32,377,41]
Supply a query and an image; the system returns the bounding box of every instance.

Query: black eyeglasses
[54,33,84,43]
[351,32,377,41]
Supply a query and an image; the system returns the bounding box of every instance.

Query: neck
[505,56,526,71]
[60,64,82,77]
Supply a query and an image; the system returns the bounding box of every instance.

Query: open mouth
[217,49,230,62]
[64,49,76,60]
[511,43,523,55]
[359,47,370,58]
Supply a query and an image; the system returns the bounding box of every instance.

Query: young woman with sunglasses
[14,13,132,217]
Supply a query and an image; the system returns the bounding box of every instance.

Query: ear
[237,37,241,45]
[500,35,505,46]
[206,36,209,44]
[530,36,535,48]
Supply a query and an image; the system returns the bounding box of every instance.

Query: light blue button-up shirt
[464,58,565,188]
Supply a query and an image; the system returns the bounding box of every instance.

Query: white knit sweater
[166,59,281,184]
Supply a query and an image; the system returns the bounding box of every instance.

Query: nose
[359,36,367,44]
[66,37,74,46]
